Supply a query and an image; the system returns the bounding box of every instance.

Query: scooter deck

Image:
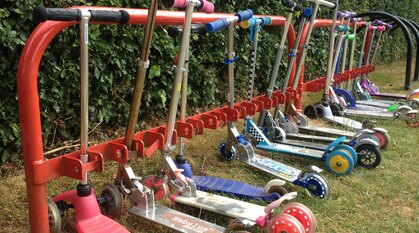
[256,141,324,159]
[369,92,406,99]
[171,190,265,222]
[272,137,332,152]
[356,100,394,108]
[298,125,356,138]
[128,204,225,233]
[344,108,394,119]
[193,176,280,202]
[286,133,351,145]
[245,153,302,182]
[324,115,363,129]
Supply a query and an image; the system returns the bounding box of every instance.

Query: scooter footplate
[299,126,355,138]
[344,108,394,119]
[128,204,225,233]
[193,176,280,202]
[77,214,129,233]
[356,100,394,108]
[247,154,301,182]
[324,116,363,129]
[286,133,351,145]
[171,190,265,222]
[257,142,324,159]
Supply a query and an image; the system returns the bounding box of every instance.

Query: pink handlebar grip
[368,25,386,31]
[163,0,214,13]
[198,0,214,13]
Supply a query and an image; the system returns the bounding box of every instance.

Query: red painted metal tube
[17,7,295,232]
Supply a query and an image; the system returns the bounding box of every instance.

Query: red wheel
[142,175,168,200]
[281,203,317,233]
[267,213,305,233]
[373,131,390,149]
[404,112,418,128]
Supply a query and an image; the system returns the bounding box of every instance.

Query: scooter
[139,6,317,232]
[168,24,286,202]
[210,11,330,199]
[33,6,131,232]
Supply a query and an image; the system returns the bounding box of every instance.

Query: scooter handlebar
[167,24,204,37]
[368,25,386,31]
[305,0,336,8]
[33,5,129,24]
[373,19,393,29]
[34,5,81,22]
[240,16,272,29]
[163,0,214,13]
[337,11,356,19]
[344,34,356,40]
[90,10,129,24]
[206,9,253,32]
[281,0,302,11]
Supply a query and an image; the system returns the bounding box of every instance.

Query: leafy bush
[0,0,417,162]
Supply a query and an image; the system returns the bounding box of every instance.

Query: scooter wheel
[100,183,123,219]
[48,198,62,233]
[266,213,305,233]
[404,112,418,128]
[325,150,354,175]
[265,179,288,196]
[281,203,317,233]
[330,103,343,116]
[356,144,381,169]
[219,141,236,161]
[373,131,390,149]
[301,173,331,200]
[332,145,358,165]
[303,105,317,119]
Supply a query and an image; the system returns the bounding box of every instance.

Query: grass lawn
[0,60,418,232]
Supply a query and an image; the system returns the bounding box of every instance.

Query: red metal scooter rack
[17,6,295,232]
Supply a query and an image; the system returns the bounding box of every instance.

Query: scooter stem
[80,11,91,185]
[163,2,196,151]
[323,0,339,102]
[228,23,235,110]
[124,0,158,150]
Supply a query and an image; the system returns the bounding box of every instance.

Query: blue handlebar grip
[259,17,272,26]
[302,7,312,18]
[235,9,253,22]
[206,18,228,32]
[335,25,349,32]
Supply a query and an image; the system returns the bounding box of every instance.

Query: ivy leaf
[149,65,161,79]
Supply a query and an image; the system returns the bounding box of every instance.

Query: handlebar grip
[337,11,348,18]
[90,10,129,24]
[385,23,393,30]
[33,5,81,22]
[235,9,253,22]
[301,7,312,18]
[373,19,384,26]
[351,17,362,22]
[281,0,302,11]
[162,0,188,8]
[259,17,272,26]
[345,34,356,40]
[240,18,256,29]
[335,25,350,32]
[376,25,386,31]
[206,18,228,32]
[168,24,205,37]
[197,0,214,13]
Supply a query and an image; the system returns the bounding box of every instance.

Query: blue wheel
[219,140,235,161]
[332,144,358,165]
[326,150,354,175]
[301,173,330,200]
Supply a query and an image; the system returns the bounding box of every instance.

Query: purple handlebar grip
[350,17,362,22]
[373,19,384,26]
[386,23,393,30]
[337,11,348,18]
[198,0,214,13]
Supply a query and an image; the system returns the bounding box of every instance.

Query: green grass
[1,60,418,232]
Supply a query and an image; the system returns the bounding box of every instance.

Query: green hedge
[0,0,417,162]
